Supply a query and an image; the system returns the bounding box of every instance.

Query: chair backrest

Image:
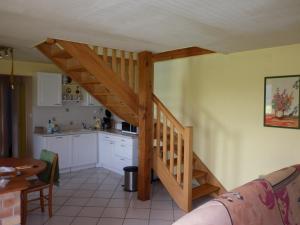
[38,149,59,185]
[49,154,58,185]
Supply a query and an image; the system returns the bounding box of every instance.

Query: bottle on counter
[47,120,53,134]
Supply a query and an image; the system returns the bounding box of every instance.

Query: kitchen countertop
[35,128,138,138]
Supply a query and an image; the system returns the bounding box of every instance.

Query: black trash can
[123,166,138,192]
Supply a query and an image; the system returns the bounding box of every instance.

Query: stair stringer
[152,150,189,211]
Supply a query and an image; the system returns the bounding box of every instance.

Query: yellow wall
[0,59,60,76]
[154,43,300,190]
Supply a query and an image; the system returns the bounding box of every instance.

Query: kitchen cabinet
[36,72,62,106]
[33,132,98,172]
[72,133,98,167]
[98,134,114,170]
[81,89,101,106]
[98,132,138,175]
[45,135,72,169]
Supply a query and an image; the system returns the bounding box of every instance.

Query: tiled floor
[27,167,209,225]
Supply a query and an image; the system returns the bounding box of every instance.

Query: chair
[21,150,59,225]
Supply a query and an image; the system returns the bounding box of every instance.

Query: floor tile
[79,206,104,217]
[102,207,127,218]
[151,200,173,210]
[71,217,99,225]
[126,208,150,219]
[55,189,75,197]
[174,209,186,220]
[123,218,148,225]
[149,219,173,225]
[108,198,130,208]
[98,183,118,191]
[86,198,110,207]
[97,218,123,225]
[55,206,82,217]
[150,209,173,221]
[129,199,151,209]
[27,214,49,225]
[74,190,95,198]
[80,183,100,190]
[45,215,74,225]
[53,196,69,205]
[112,190,133,199]
[93,190,114,198]
[65,197,89,206]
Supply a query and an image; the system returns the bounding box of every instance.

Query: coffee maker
[101,110,112,130]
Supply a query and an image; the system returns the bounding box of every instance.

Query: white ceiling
[0,0,300,62]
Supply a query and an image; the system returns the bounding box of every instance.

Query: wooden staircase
[36,39,139,126]
[152,95,225,211]
[36,38,225,213]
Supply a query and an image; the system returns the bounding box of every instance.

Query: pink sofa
[174,165,300,225]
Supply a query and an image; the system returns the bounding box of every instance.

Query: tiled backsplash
[32,105,104,130]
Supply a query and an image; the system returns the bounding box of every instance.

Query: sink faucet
[82,122,87,129]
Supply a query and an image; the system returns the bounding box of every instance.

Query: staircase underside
[36,39,139,126]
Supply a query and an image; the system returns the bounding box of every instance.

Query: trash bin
[123,166,138,192]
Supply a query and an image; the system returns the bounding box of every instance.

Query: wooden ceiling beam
[152,47,214,62]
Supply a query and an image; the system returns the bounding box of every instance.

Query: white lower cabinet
[45,135,72,169]
[98,132,138,175]
[72,133,98,167]
[33,132,98,172]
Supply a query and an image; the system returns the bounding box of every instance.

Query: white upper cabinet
[81,88,101,106]
[36,72,62,106]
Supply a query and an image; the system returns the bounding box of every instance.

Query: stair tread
[192,184,219,200]
[192,169,207,179]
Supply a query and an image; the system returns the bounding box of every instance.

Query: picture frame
[264,75,300,129]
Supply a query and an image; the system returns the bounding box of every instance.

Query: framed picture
[264,75,300,129]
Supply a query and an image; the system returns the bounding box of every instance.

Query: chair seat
[25,179,50,193]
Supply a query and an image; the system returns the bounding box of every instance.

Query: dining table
[0,157,47,194]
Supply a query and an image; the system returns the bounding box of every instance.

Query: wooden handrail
[152,94,184,131]
[153,94,193,211]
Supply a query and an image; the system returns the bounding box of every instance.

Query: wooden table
[0,158,47,194]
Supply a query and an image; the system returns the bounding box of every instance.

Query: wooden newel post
[138,51,154,201]
[183,126,193,211]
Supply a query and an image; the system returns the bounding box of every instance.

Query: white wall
[154,43,300,190]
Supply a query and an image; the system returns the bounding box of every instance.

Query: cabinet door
[37,72,62,106]
[45,136,71,169]
[99,134,114,169]
[81,89,101,106]
[72,133,98,167]
[99,139,115,169]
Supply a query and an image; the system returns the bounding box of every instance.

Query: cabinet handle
[54,103,62,105]
[121,139,126,142]
[120,144,126,147]
[56,136,63,139]
[120,158,125,161]
[73,135,81,137]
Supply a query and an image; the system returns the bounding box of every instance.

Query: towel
[38,149,60,186]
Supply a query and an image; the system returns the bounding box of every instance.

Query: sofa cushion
[215,180,284,225]
[173,201,232,225]
[271,165,300,225]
